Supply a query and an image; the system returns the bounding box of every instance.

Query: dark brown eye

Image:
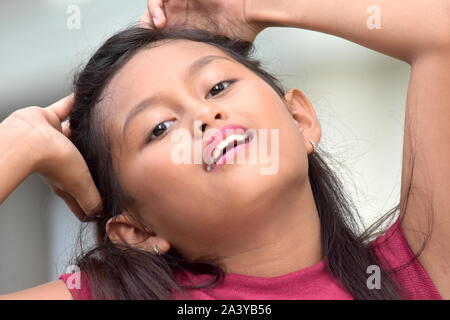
[147,120,174,143]
[206,80,235,99]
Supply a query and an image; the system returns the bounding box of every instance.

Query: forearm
[0,123,36,206]
[247,0,450,63]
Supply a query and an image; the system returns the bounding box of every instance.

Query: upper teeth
[211,133,249,164]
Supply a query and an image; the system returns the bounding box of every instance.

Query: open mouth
[205,132,253,172]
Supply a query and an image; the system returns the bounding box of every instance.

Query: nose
[193,103,228,136]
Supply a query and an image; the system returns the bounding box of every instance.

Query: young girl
[0,0,449,300]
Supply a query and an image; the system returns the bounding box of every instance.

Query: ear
[105,213,171,254]
[284,88,321,154]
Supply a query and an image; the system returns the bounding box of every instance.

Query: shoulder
[0,279,73,300]
[58,272,93,300]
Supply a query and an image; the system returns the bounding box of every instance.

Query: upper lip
[203,124,252,169]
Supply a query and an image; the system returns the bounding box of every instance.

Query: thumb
[46,93,75,122]
[147,0,166,28]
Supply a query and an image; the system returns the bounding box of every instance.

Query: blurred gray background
[0,0,409,294]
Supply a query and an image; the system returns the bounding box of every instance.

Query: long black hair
[67,24,420,299]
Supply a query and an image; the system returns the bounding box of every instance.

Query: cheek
[125,145,209,218]
[122,150,196,231]
[253,92,308,180]
[127,146,188,200]
[246,83,307,169]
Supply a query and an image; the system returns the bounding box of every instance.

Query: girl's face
[101,40,320,261]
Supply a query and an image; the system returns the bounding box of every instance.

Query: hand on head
[3,94,104,221]
[141,0,268,43]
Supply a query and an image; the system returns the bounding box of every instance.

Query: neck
[215,178,322,277]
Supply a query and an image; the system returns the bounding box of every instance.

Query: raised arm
[247,0,450,63]
[0,120,37,205]
[247,0,450,297]
[0,95,102,220]
[0,96,103,299]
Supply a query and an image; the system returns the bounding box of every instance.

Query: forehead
[101,39,236,107]
[98,39,239,136]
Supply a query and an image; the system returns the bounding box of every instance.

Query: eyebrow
[122,55,234,140]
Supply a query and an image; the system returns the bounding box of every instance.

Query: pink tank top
[58,216,442,300]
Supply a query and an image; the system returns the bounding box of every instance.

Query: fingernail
[154,6,165,26]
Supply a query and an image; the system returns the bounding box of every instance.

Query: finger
[140,11,152,28]
[51,187,90,222]
[46,93,75,122]
[61,120,71,138]
[54,155,103,217]
[69,170,103,217]
[147,0,166,28]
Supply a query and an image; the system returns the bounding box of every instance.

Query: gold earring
[152,244,162,255]
[309,140,317,153]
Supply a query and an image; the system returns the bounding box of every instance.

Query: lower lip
[209,142,250,172]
